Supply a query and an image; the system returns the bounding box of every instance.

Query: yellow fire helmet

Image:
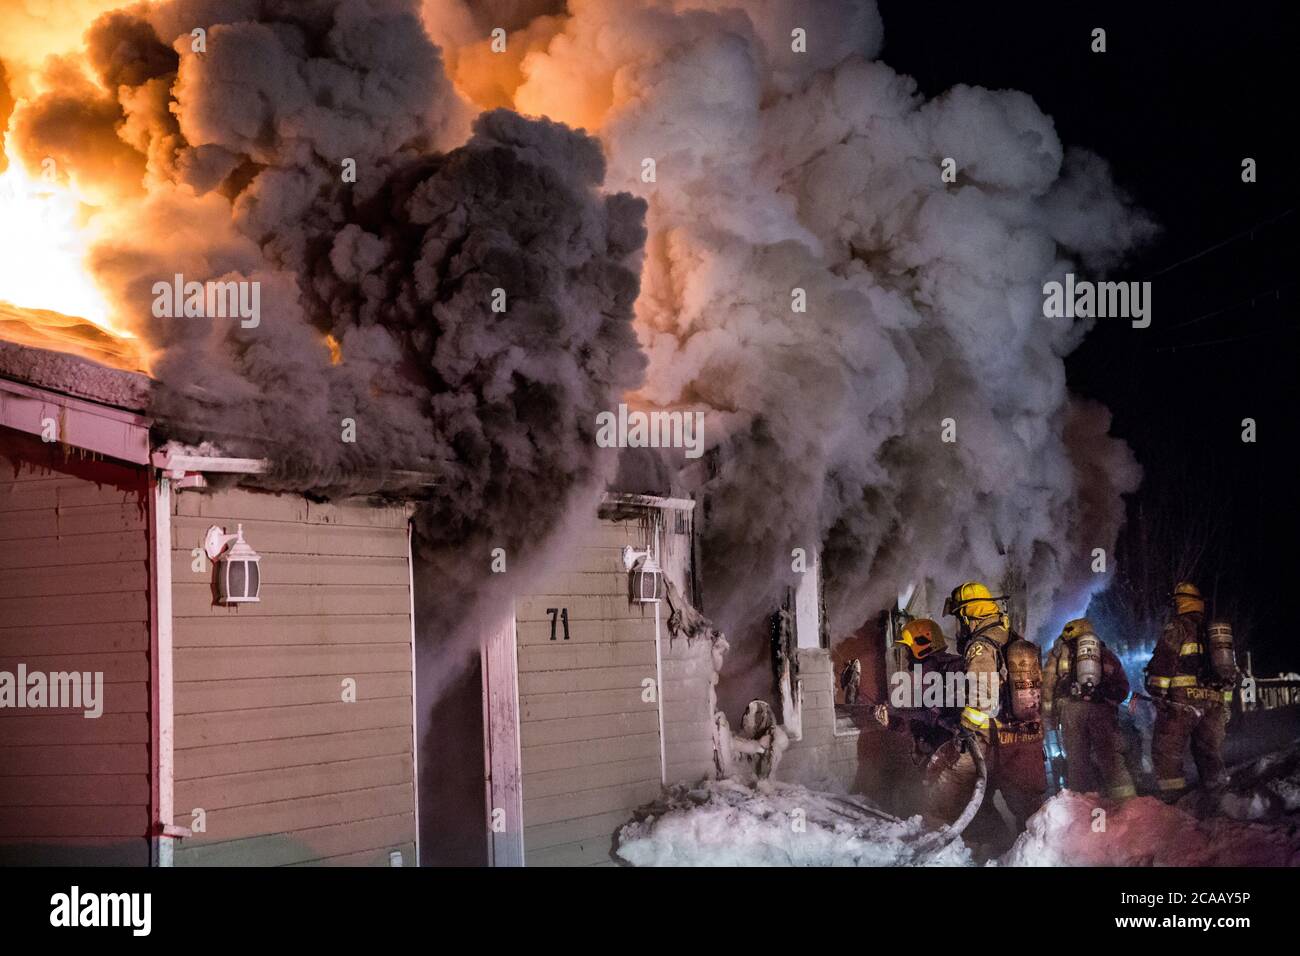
[1173,581,1205,616]
[943,581,1001,622]
[1061,618,1095,640]
[896,618,947,660]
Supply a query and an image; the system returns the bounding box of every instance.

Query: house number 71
[546,608,570,641]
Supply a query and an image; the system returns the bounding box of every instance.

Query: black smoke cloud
[302,110,647,578]
[9,0,647,610]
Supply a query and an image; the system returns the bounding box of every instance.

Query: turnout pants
[1057,698,1136,798]
[1151,697,1227,794]
[924,725,1045,846]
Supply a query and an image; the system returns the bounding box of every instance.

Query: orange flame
[0,138,145,372]
[325,333,343,365]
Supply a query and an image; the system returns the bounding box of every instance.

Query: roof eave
[0,375,152,465]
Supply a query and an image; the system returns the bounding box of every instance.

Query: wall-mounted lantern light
[204,523,262,604]
[621,545,662,604]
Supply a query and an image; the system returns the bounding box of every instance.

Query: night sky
[879,1,1298,673]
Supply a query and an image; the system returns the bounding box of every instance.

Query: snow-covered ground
[616,779,973,866]
[1007,746,1300,866]
[617,748,1300,866]
[1003,790,1300,866]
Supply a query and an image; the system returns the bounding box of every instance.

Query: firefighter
[874,618,963,758]
[1042,618,1136,798]
[924,581,1046,845]
[1144,582,1235,800]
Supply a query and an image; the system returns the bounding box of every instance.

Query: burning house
[0,0,1293,885]
[0,326,865,868]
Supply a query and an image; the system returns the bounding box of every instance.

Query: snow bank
[616,780,973,867]
[619,749,1300,867]
[1003,790,1300,866]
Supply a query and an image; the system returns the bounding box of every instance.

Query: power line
[1153,323,1291,353]
[1154,279,1296,334]
[1140,207,1295,280]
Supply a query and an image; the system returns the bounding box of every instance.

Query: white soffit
[0,376,151,465]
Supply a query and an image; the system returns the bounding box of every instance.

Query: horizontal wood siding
[517,516,664,866]
[0,452,151,866]
[170,488,415,867]
[651,504,716,786]
[774,649,858,789]
[660,638,718,784]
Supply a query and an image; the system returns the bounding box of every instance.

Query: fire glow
[0,139,144,370]
[0,146,113,329]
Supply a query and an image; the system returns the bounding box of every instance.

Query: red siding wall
[0,432,152,865]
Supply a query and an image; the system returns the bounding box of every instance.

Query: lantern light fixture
[621,545,663,604]
[204,523,262,604]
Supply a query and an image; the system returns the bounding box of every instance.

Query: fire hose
[826,727,988,856]
[912,727,989,853]
[1131,691,1204,720]
[864,706,990,852]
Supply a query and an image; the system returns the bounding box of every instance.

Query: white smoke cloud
[441,0,1151,640]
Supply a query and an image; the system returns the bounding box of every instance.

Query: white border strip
[652,523,668,785]
[150,476,176,866]
[152,450,269,475]
[406,519,420,866]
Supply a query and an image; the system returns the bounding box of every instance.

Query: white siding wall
[168,487,417,866]
[515,514,664,866]
[775,648,860,790]
[654,503,717,786]
[659,637,717,785]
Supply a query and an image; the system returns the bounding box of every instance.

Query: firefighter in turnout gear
[1042,618,1136,798]
[1144,582,1236,799]
[876,618,963,759]
[923,582,1046,847]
